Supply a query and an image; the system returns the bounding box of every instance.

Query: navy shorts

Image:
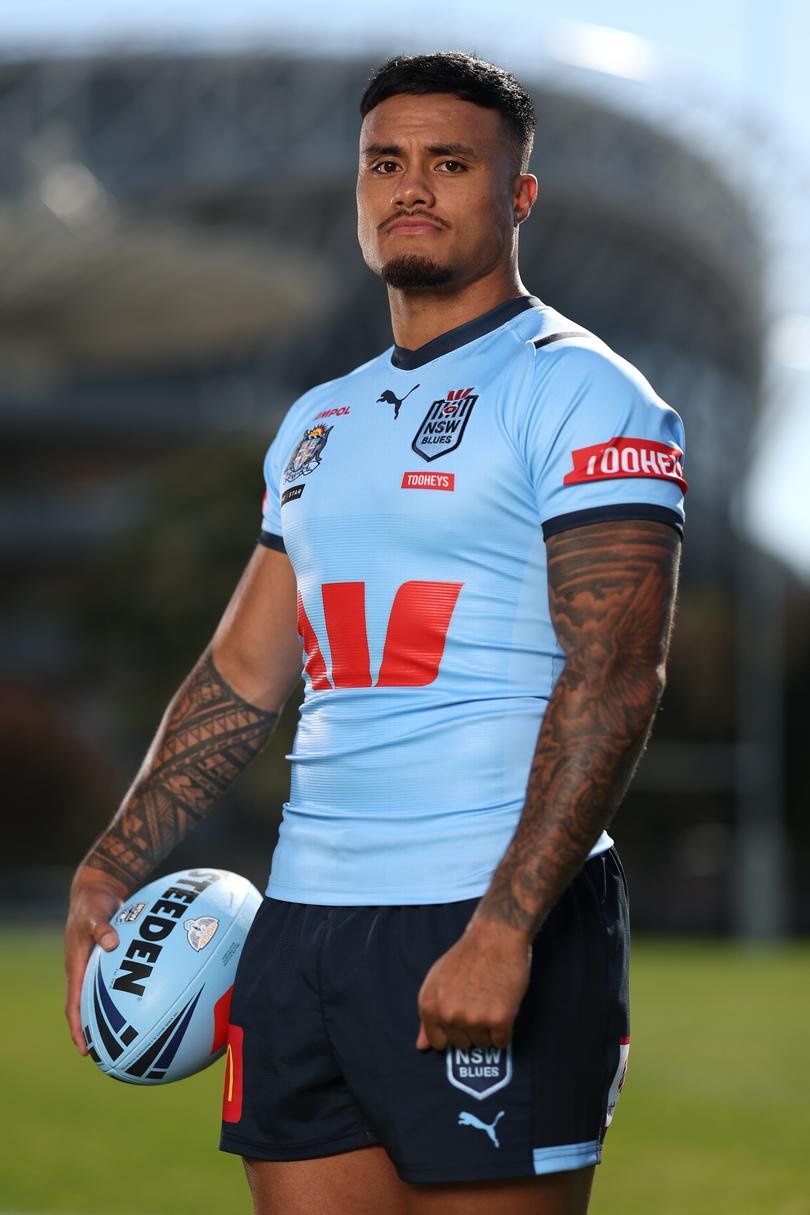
[219,849,630,1183]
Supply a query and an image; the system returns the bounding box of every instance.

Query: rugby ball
[80,867,261,1085]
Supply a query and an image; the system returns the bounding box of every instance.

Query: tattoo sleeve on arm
[475,519,681,937]
[84,652,279,892]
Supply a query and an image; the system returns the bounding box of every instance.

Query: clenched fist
[416,916,532,1052]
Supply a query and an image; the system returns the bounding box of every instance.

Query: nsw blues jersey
[259,296,686,904]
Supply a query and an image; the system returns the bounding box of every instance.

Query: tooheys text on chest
[111,871,220,996]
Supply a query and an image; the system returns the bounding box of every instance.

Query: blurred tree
[662,584,737,740]
[0,684,119,867]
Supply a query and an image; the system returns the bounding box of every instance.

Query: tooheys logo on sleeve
[112,870,221,996]
[563,437,687,492]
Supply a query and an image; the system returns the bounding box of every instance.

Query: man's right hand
[64,868,129,1054]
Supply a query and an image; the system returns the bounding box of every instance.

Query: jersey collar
[390,295,542,371]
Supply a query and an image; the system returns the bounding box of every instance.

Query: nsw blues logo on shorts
[446,1043,512,1101]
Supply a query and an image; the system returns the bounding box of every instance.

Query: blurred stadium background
[2,4,809,1213]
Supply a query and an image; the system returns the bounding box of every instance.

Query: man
[65,53,685,1215]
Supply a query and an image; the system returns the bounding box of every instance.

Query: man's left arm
[416,518,681,1051]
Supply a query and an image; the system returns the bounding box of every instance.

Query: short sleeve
[256,383,337,551]
[524,342,686,540]
[257,426,290,551]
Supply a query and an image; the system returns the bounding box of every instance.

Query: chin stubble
[381,254,454,290]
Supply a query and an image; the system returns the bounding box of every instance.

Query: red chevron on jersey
[297,580,463,690]
[563,437,687,493]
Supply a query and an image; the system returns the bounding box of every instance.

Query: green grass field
[2,930,809,1215]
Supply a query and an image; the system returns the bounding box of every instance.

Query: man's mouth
[382,215,446,235]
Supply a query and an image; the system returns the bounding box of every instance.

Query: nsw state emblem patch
[411,388,477,462]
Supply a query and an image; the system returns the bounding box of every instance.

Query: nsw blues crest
[411,387,477,463]
[283,424,333,483]
[446,1043,512,1101]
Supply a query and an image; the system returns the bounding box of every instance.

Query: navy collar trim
[390,295,542,371]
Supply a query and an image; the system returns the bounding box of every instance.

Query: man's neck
[388,269,529,351]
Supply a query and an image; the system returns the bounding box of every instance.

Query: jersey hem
[265,835,613,905]
[264,880,491,906]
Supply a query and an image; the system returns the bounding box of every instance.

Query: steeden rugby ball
[80,867,261,1084]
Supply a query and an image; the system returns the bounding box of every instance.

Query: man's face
[357,92,531,291]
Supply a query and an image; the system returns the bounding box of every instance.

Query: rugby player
[65,53,685,1215]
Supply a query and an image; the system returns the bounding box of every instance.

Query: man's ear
[513,173,538,225]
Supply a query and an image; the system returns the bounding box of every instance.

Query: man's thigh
[243,1151,594,1215]
[243,1147,407,1215]
[405,1166,596,1215]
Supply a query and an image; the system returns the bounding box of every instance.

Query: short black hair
[360,52,535,172]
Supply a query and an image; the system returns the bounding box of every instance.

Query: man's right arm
[65,544,302,1052]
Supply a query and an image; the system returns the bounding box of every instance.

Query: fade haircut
[360,52,536,173]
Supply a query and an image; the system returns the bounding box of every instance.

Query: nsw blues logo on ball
[80,868,261,1084]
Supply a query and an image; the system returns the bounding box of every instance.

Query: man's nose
[393,166,435,209]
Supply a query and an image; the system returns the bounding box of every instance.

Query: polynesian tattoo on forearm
[86,652,278,892]
[477,519,681,936]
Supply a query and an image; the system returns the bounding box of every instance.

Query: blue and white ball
[80,868,261,1085]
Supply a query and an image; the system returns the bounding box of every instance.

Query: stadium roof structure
[0,53,762,501]
[0,211,325,368]
[0,54,761,352]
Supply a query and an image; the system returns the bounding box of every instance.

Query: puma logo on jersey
[377,383,419,419]
[458,1110,505,1148]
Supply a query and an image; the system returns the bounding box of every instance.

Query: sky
[2,0,810,576]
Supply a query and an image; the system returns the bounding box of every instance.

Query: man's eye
[439,160,466,172]
[372,161,399,174]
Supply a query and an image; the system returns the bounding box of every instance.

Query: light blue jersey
[259,296,686,904]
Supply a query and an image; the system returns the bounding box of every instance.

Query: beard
[381,254,453,290]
